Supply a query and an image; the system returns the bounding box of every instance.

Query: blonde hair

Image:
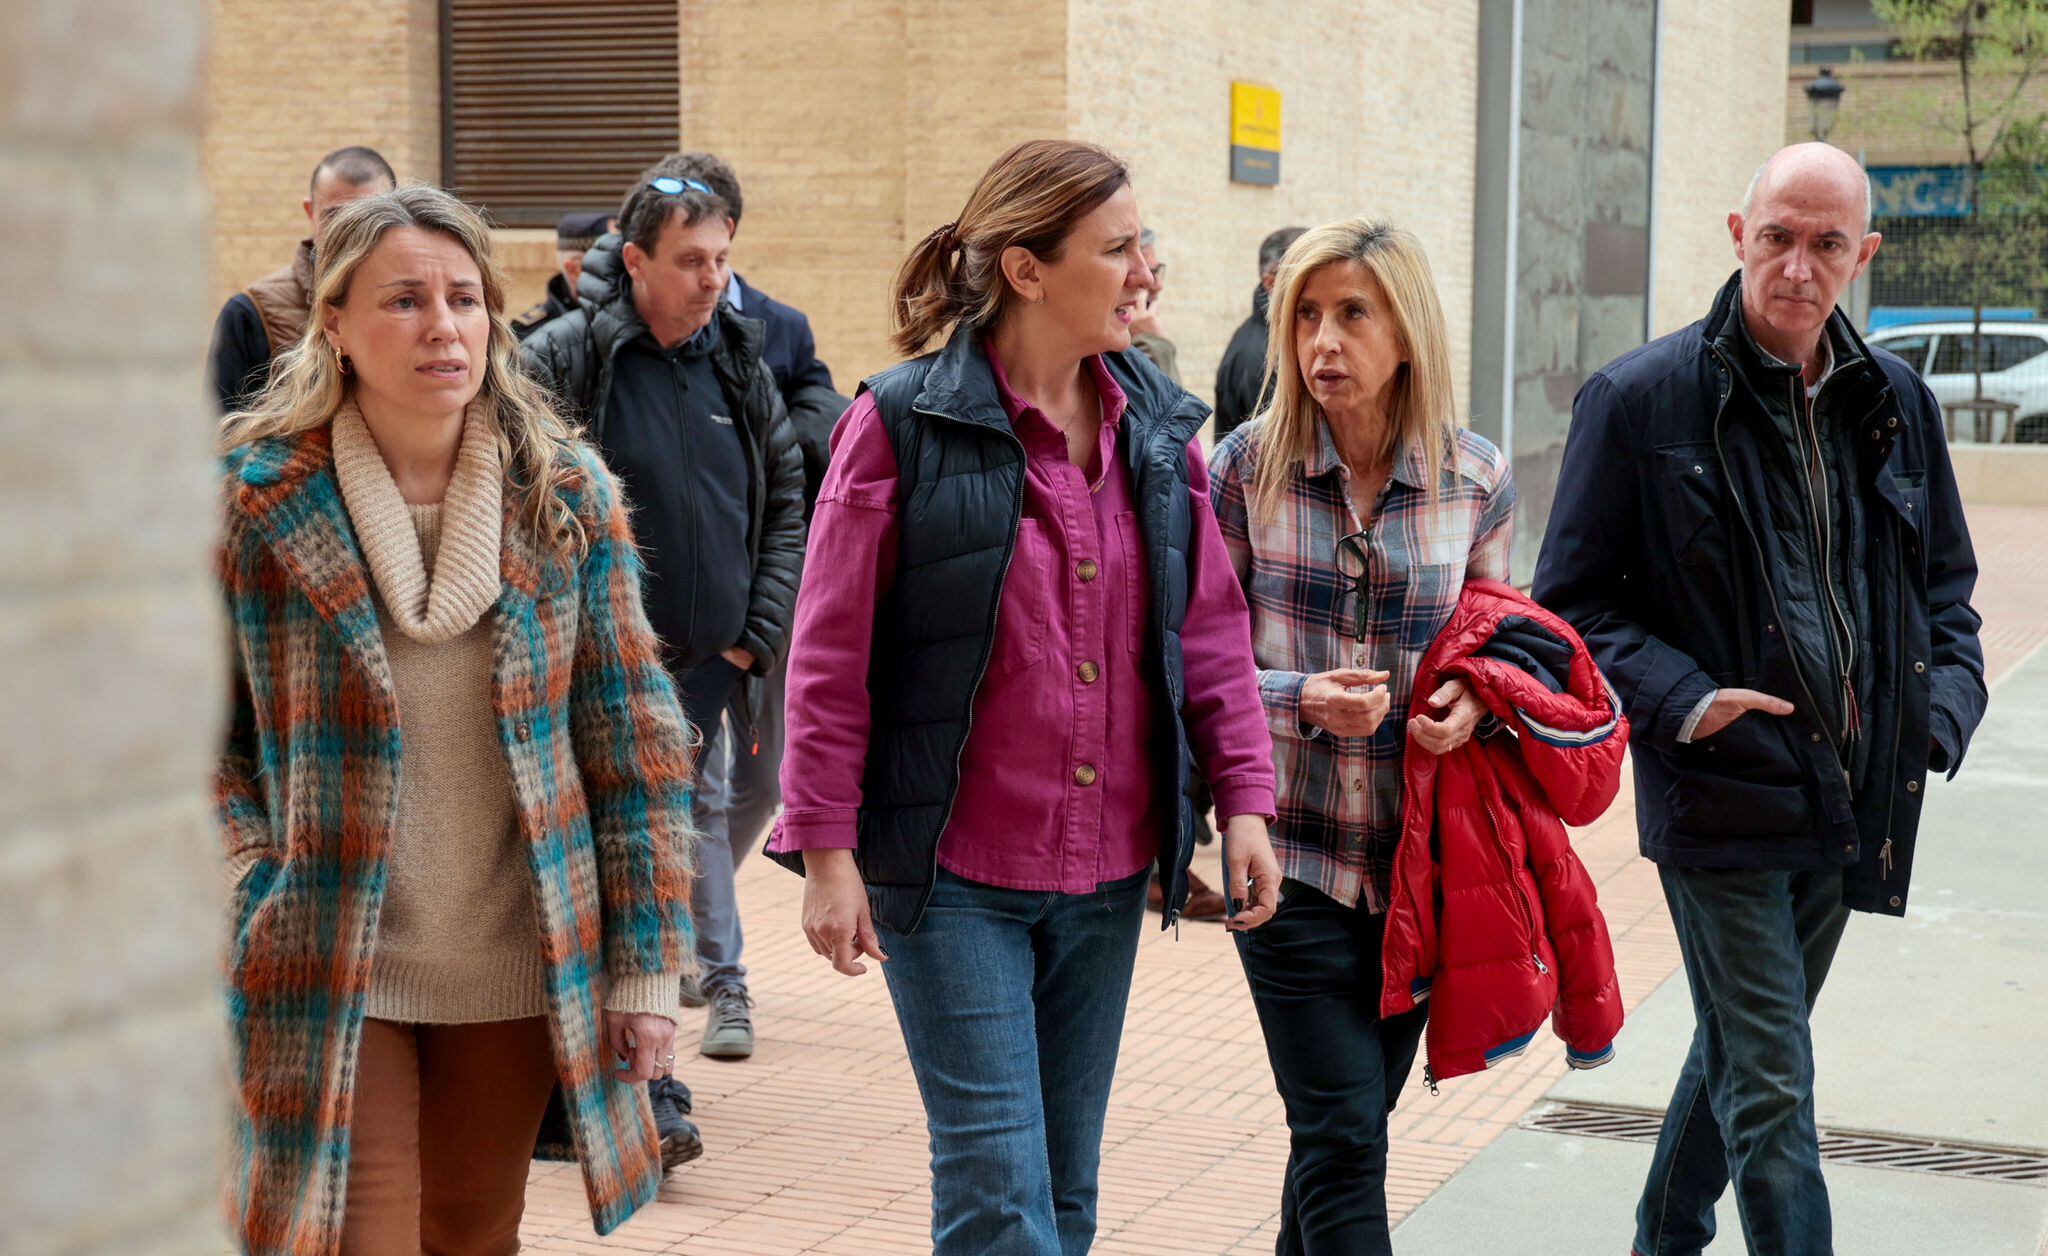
[1247,217,1459,523]
[219,184,587,563]
[890,139,1130,355]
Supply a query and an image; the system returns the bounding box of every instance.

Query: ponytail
[890,221,963,356]
[885,140,1130,358]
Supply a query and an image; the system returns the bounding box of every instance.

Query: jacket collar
[913,324,1209,451]
[226,414,549,691]
[1704,269,1884,401]
[227,423,393,697]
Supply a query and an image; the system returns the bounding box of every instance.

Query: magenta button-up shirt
[770,344,1277,894]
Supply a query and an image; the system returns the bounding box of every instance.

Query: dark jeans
[878,866,1150,1256]
[1634,865,1851,1256]
[676,654,744,770]
[1235,880,1426,1256]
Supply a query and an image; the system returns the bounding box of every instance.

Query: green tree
[1876,0,2048,410]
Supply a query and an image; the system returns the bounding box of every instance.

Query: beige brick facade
[1067,0,1481,417]
[1652,0,1792,337]
[205,0,440,305]
[2,0,228,1247]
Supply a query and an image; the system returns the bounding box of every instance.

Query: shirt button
[1349,832,1367,848]
[1354,651,1367,667]
[1076,559,1099,582]
[515,723,532,743]
[1913,661,1926,674]
[1906,780,1919,794]
[1077,661,1100,684]
[1350,778,1365,792]
[1810,733,1822,743]
[1074,764,1099,786]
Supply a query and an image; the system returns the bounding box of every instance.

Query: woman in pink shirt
[767,140,1281,1255]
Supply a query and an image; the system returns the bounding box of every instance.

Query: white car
[1866,321,2048,443]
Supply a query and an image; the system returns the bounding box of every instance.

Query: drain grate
[1522,1102,2048,1186]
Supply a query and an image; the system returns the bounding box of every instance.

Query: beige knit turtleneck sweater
[332,402,675,1024]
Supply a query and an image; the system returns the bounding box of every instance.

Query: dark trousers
[1236,881,1427,1256]
[676,654,744,771]
[1634,866,1851,1256]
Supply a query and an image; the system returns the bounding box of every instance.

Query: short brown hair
[889,140,1129,355]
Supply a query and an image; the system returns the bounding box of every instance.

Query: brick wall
[1068,0,1483,420]
[205,0,440,303]
[1652,0,1791,336]
[677,0,1069,388]
[0,0,228,1247]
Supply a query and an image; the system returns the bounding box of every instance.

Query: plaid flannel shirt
[1210,420,1515,911]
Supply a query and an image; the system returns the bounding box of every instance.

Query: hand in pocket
[1693,688,1795,741]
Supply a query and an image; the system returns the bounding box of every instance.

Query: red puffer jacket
[1379,580,1626,1087]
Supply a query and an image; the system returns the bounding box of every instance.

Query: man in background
[513,210,614,340]
[1127,226,1181,385]
[206,145,396,413]
[1213,225,1307,440]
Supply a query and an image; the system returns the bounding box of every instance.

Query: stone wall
[1506,0,1658,581]
[0,0,228,1248]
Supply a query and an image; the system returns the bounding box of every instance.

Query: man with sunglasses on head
[640,153,850,1053]
[522,158,805,1170]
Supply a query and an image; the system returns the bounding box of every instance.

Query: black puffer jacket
[520,234,806,680]
[1212,285,1271,440]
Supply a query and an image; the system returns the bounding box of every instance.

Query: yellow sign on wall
[1230,82,1282,185]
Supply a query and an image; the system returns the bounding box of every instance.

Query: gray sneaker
[678,972,707,1009]
[700,984,755,1059]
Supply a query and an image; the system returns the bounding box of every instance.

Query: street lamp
[1806,66,1845,143]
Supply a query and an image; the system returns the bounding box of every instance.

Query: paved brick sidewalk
[518,501,2048,1254]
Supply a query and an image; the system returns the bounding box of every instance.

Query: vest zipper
[1793,375,1859,749]
[1710,346,1847,790]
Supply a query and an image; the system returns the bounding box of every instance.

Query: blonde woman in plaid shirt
[1209,217,1515,1256]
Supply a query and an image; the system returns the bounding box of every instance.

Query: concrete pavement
[1395,641,2048,1254]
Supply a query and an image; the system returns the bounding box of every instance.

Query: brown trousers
[341,1017,558,1255]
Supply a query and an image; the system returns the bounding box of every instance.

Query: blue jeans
[1235,880,1425,1256]
[692,663,785,993]
[1634,866,1851,1256]
[879,866,1150,1256]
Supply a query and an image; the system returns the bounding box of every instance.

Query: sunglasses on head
[649,176,715,197]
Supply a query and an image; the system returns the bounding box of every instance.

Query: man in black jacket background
[1211,224,1305,441]
[522,162,805,1161]
[1534,143,1985,1254]
[637,152,850,1057]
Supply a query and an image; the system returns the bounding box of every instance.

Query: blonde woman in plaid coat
[216,186,697,1253]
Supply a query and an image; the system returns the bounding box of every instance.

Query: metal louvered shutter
[440,0,679,227]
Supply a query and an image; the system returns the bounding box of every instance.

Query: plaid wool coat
[215,422,696,1253]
